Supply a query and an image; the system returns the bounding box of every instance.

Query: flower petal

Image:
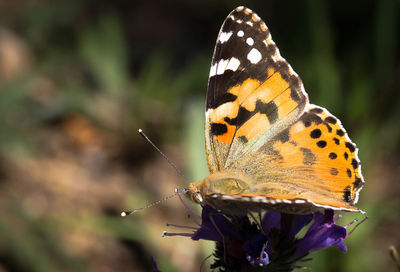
[262,211,281,235]
[192,205,238,241]
[294,210,347,258]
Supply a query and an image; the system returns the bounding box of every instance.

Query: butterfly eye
[195,191,204,203]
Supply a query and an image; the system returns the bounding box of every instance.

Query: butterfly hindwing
[205,7,308,173]
[223,104,364,212]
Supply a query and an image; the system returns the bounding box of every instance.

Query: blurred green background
[0,0,399,271]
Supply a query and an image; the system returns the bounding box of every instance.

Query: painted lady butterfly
[185,6,364,214]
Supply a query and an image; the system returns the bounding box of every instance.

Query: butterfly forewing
[205,7,308,173]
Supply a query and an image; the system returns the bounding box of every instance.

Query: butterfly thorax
[185,171,260,204]
[187,172,253,203]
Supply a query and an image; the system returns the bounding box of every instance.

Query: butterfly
[185,6,365,214]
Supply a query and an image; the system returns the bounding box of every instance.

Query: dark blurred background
[0,0,399,271]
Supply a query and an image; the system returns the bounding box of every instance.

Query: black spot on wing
[325,116,337,124]
[343,185,352,202]
[351,158,359,169]
[345,142,356,153]
[210,123,227,136]
[347,168,352,178]
[336,129,345,136]
[329,152,337,159]
[353,177,363,190]
[317,140,327,148]
[333,137,340,145]
[310,129,321,139]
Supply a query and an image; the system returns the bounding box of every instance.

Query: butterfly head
[184,181,205,204]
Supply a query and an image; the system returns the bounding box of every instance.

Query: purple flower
[163,205,365,271]
[191,205,239,241]
[294,209,347,258]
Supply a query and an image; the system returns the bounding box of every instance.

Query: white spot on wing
[247,48,262,64]
[252,196,264,202]
[210,58,241,77]
[219,31,233,43]
[209,63,217,77]
[246,21,253,27]
[226,57,240,72]
[216,59,229,75]
[246,37,254,46]
[237,30,244,37]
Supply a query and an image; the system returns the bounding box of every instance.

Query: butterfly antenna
[138,129,188,181]
[121,190,179,217]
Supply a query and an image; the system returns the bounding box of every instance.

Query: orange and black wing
[205,6,308,172]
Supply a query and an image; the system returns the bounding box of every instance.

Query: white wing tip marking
[226,57,241,72]
[219,31,233,43]
[216,59,228,75]
[209,63,217,77]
